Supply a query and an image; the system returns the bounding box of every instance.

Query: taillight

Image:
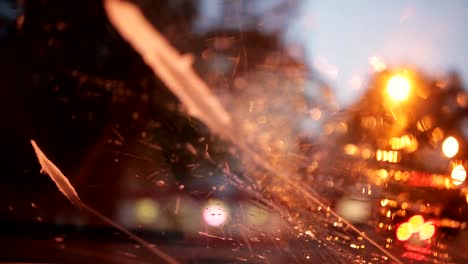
[396,215,435,241]
[419,222,435,240]
[396,222,413,241]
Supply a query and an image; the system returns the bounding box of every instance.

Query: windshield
[1,0,468,263]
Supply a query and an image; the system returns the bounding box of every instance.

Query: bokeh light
[344,144,358,155]
[135,198,159,224]
[386,75,410,102]
[419,222,435,240]
[451,164,466,185]
[396,222,413,241]
[442,136,459,158]
[335,197,371,223]
[369,56,387,72]
[408,215,424,233]
[203,200,229,227]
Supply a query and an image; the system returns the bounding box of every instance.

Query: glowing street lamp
[386,75,411,102]
[442,136,459,158]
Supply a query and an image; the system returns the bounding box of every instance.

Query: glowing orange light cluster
[376,149,399,163]
[389,135,418,152]
[344,144,358,155]
[396,215,435,241]
[386,75,411,102]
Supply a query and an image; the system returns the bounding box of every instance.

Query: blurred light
[387,151,394,163]
[309,108,322,120]
[377,169,388,180]
[408,215,424,233]
[451,164,466,185]
[419,222,435,240]
[386,75,411,102]
[417,116,433,132]
[396,222,413,241]
[135,198,159,224]
[361,148,372,159]
[431,127,444,144]
[401,202,408,210]
[442,136,459,158]
[381,199,389,207]
[439,218,461,229]
[203,200,229,227]
[376,149,383,161]
[369,56,387,72]
[335,197,371,223]
[361,116,377,129]
[394,171,402,181]
[344,144,358,155]
[389,135,418,152]
[376,149,400,163]
[402,171,410,181]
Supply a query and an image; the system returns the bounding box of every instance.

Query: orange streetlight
[386,75,411,102]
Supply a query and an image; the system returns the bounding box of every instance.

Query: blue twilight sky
[197,0,468,107]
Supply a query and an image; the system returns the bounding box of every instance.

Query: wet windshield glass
[1,0,468,263]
